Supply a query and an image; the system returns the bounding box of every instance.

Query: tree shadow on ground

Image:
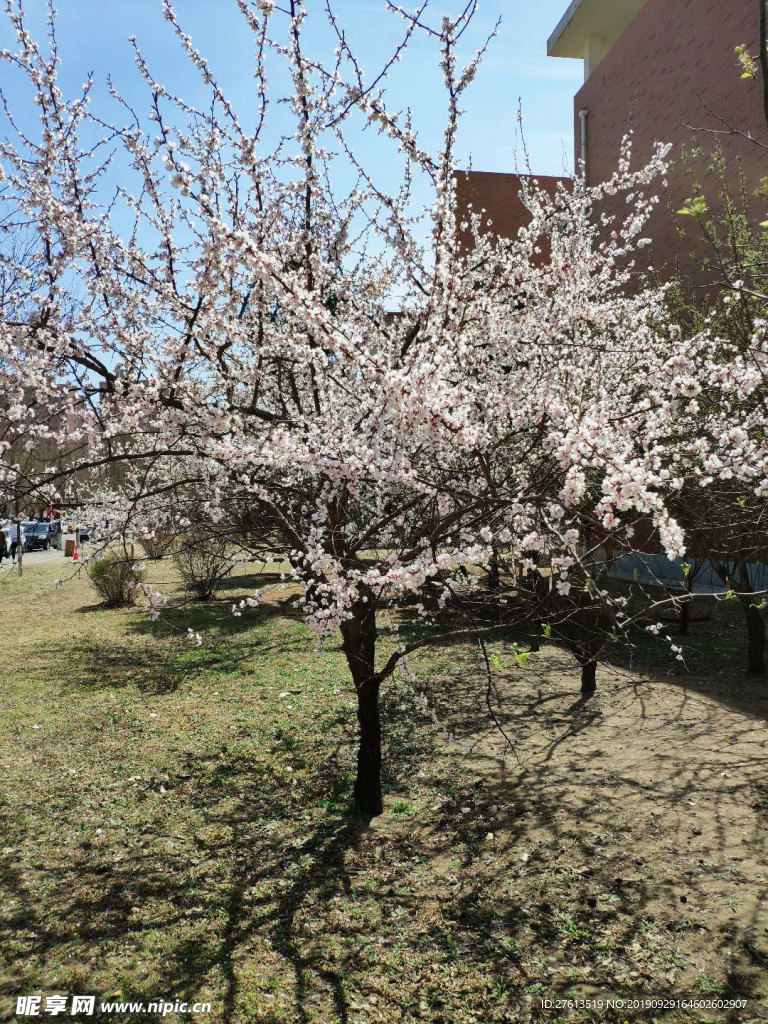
[53,595,310,695]
[129,589,305,640]
[0,769,367,1024]
[407,649,768,1015]
[74,601,131,614]
[604,597,768,724]
[396,593,768,727]
[59,642,186,693]
[5,593,768,1022]
[0,684,424,1023]
[221,571,286,592]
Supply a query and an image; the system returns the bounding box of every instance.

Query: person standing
[9,521,20,562]
[0,529,7,564]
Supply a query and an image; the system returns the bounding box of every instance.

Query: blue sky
[0,1,582,179]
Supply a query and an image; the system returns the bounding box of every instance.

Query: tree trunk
[569,607,599,694]
[744,600,766,674]
[760,0,768,130]
[580,659,597,694]
[354,675,383,816]
[340,598,383,817]
[733,558,765,675]
[679,598,690,636]
[528,551,547,652]
[487,544,500,591]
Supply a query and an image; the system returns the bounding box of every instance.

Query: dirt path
[401,645,768,1018]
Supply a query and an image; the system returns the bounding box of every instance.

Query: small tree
[1,1,761,814]
[670,151,768,672]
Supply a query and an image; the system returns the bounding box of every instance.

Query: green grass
[0,557,766,1023]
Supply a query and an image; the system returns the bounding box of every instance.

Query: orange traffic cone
[73,545,80,563]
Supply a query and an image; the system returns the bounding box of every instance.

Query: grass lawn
[1,555,767,1023]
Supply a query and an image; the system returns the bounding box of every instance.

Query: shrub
[141,530,176,560]
[173,538,233,600]
[88,553,147,607]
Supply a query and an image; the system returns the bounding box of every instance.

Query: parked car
[22,521,51,551]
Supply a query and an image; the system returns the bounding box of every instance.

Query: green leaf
[677,196,708,218]
[735,43,758,78]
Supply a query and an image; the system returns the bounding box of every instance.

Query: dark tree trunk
[731,559,765,675]
[340,598,383,817]
[527,551,547,652]
[354,676,383,816]
[568,608,600,695]
[580,659,597,694]
[745,600,766,674]
[679,598,690,636]
[487,544,500,591]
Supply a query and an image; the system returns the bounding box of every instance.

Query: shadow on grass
[58,591,313,696]
[73,602,131,614]
[62,643,186,694]
[0,764,366,1024]
[2,652,768,1023]
[222,571,286,592]
[0,685,427,1023]
[9,578,766,1021]
[130,584,305,640]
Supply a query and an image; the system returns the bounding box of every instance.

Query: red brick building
[453,171,571,251]
[548,0,768,277]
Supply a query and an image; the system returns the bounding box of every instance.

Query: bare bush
[141,531,177,561]
[173,538,234,600]
[88,554,146,608]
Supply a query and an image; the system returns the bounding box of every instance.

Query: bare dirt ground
[403,644,768,1019]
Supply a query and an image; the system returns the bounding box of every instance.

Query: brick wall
[453,171,571,254]
[574,0,768,278]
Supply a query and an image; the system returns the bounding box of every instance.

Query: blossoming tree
[669,164,768,672]
[1,0,764,814]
